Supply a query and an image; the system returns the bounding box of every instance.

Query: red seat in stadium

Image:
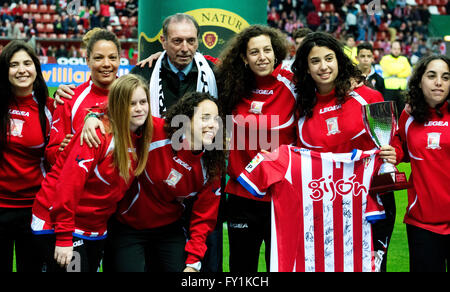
[44,23,54,33]
[438,6,446,14]
[42,14,52,23]
[36,23,45,33]
[325,3,335,12]
[379,22,388,31]
[21,4,29,13]
[373,40,382,49]
[415,0,424,5]
[376,31,387,41]
[129,16,137,27]
[120,16,129,26]
[34,14,42,22]
[48,5,56,14]
[48,33,57,39]
[29,4,38,13]
[39,4,49,13]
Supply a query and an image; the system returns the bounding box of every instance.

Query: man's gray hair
[162,13,200,39]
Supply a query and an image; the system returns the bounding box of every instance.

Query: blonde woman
[31,74,152,272]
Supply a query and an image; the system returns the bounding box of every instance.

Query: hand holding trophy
[362,101,410,194]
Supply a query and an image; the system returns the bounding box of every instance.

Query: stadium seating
[15,3,139,39]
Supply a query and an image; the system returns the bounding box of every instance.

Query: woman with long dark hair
[0,40,53,272]
[292,32,397,272]
[392,55,450,272]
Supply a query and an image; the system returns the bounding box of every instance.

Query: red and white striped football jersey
[238,145,384,272]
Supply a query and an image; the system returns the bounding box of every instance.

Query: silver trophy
[362,101,409,193]
[362,101,397,174]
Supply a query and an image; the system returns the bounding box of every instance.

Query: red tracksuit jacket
[392,104,450,235]
[46,79,109,166]
[296,85,384,153]
[116,117,221,265]
[0,94,54,208]
[225,64,297,202]
[32,126,138,246]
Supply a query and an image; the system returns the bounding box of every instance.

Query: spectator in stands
[293,27,313,51]
[306,6,320,31]
[0,20,8,37]
[46,45,56,57]
[343,34,357,64]
[356,10,369,42]
[11,2,23,23]
[380,40,412,114]
[8,20,22,40]
[345,4,358,38]
[115,0,127,17]
[55,44,69,59]
[68,45,80,58]
[125,0,137,17]
[89,6,102,29]
[1,3,14,23]
[100,0,111,27]
[356,42,386,96]
[64,13,79,36]
[267,6,280,27]
[53,14,64,34]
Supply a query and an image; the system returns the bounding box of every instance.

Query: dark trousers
[371,192,396,272]
[182,193,224,272]
[0,207,41,272]
[33,233,105,272]
[407,224,450,272]
[226,194,271,272]
[103,218,186,272]
[201,223,223,272]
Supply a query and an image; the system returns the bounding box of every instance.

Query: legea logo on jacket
[75,155,94,173]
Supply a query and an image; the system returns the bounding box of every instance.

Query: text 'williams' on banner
[41,64,134,87]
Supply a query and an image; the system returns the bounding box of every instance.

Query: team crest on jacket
[9,119,25,137]
[326,117,341,136]
[249,101,265,114]
[165,168,183,187]
[426,132,442,150]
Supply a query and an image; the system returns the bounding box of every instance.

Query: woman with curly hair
[392,55,450,272]
[291,32,397,272]
[103,91,225,272]
[215,25,297,272]
[45,28,121,165]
